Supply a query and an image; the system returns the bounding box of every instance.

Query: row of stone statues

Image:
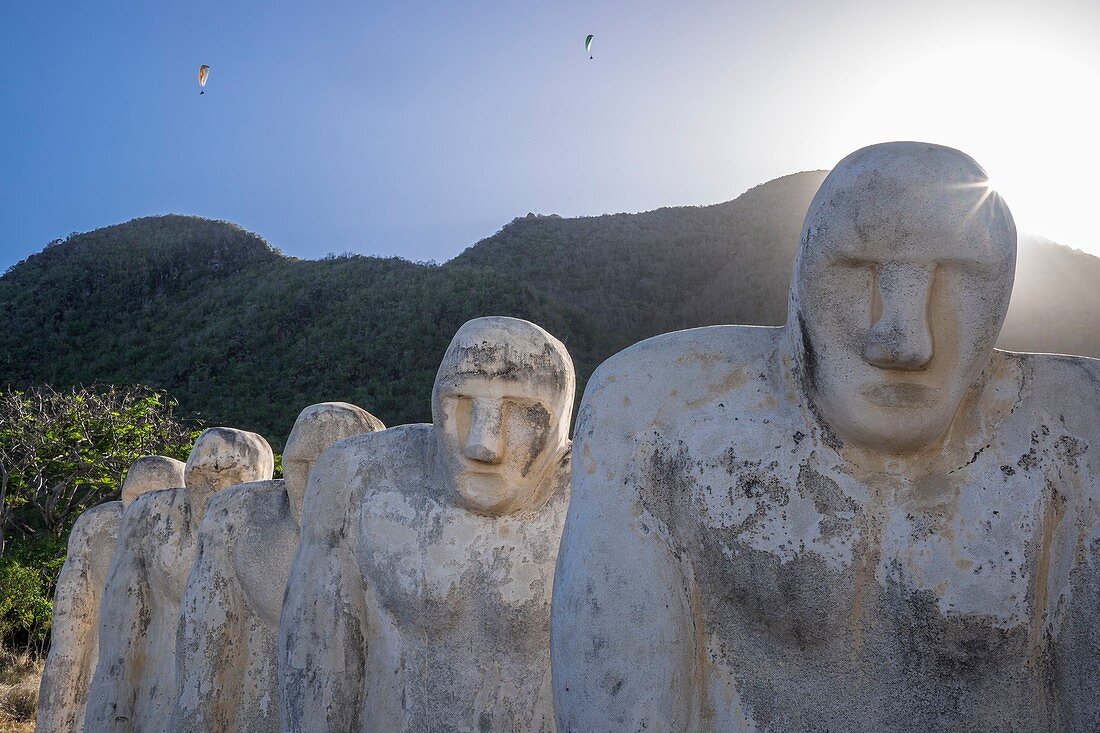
[37,142,1100,732]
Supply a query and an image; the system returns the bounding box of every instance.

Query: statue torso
[229,481,298,627]
[619,328,1100,732]
[137,488,198,609]
[349,426,565,733]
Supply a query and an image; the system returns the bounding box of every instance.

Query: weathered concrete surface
[36,456,185,733]
[171,403,384,733]
[84,428,272,733]
[280,317,574,732]
[552,143,1100,731]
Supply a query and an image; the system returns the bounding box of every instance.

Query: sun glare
[827,29,1100,254]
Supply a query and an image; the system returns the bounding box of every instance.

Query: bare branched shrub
[0,648,39,724]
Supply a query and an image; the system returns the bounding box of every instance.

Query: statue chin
[817,393,954,455]
[452,471,522,516]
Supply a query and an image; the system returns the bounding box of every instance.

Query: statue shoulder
[303,424,434,530]
[68,501,122,549]
[580,325,782,432]
[122,487,184,524]
[202,479,287,531]
[318,423,433,471]
[1003,350,1100,430]
[993,351,1100,505]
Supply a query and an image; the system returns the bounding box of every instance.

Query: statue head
[184,427,274,526]
[283,402,385,526]
[432,317,575,516]
[788,142,1016,454]
[120,455,186,507]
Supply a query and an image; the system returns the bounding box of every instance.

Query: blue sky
[3,0,1100,269]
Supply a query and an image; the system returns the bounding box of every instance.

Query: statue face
[281,449,312,515]
[184,427,274,524]
[434,375,561,513]
[121,455,185,507]
[794,144,1016,454]
[283,402,384,525]
[432,318,574,516]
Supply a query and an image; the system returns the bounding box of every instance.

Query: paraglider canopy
[585,34,594,60]
[198,65,210,95]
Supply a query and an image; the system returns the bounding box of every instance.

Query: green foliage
[1,174,1097,452]
[0,537,63,656]
[0,385,197,550]
[0,215,610,447]
[0,177,824,445]
[0,384,197,655]
[0,171,1097,663]
[0,560,49,653]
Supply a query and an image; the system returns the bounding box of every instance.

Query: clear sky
[2,0,1099,270]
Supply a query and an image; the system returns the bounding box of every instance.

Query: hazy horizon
[3,0,1099,270]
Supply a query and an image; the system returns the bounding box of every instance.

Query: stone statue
[552,142,1100,732]
[36,456,185,733]
[279,316,574,732]
[171,403,384,733]
[84,428,273,733]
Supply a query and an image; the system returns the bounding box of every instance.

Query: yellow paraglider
[198,65,210,95]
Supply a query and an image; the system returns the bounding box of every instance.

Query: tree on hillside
[0,385,198,655]
[0,385,197,556]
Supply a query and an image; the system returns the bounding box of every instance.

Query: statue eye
[941,258,998,277]
[870,270,883,326]
[505,398,551,426]
[835,254,875,269]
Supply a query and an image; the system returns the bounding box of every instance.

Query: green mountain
[2,171,1097,448]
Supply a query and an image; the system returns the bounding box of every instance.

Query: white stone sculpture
[551,142,1100,732]
[84,428,273,733]
[171,403,384,733]
[36,456,186,733]
[279,316,574,732]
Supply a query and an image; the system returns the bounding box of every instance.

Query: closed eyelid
[825,252,874,267]
[503,395,542,407]
[827,253,998,274]
[939,258,1001,276]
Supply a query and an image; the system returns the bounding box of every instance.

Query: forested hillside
[2,171,1098,448]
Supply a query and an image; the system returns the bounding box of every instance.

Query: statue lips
[459,468,506,493]
[860,382,939,408]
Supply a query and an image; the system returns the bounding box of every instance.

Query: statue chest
[669,453,1099,732]
[141,497,197,605]
[649,436,1091,651]
[356,491,558,636]
[233,513,299,626]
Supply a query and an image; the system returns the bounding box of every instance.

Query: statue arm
[37,508,117,732]
[84,506,152,730]
[170,499,246,730]
[551,379,698,732]
[279,450,369,732]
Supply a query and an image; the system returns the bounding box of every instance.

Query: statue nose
[464,398,504,464]
[863,263,934,371]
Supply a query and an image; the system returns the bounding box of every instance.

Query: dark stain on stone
[516,401,552,476]
[949,443,992,474]
[637,434,1075,732]
[1055,435,1086,461]
[798,463,858,539]
[1018,448,1040,472]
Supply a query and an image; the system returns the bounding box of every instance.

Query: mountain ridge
[3,172,1097,448]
